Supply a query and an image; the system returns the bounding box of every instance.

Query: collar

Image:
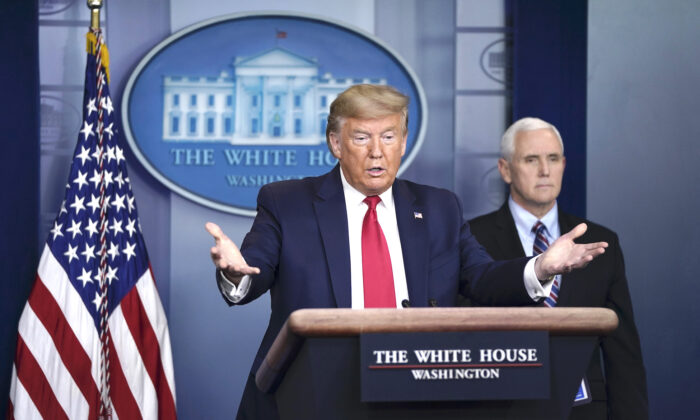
[339,166,394,209]
[508,195,560,238]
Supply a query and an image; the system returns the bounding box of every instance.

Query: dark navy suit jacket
[469,203,648,420]
[222,166,537,418]
[229,166,535,375]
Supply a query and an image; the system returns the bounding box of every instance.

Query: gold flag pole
[87,0,103,30]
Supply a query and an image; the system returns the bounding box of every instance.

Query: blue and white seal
[123,12,427,216]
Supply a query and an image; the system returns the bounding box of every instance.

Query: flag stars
[89,170,102,189]
[101,96,114,115]
[50,221,64,240]
[73,170,89,190]
[107,241,120,260]
[127,196,135,213]
[111,194,126,212]
[93,266,104,284]
[105,266,118,284]
[77,268,93,287]
[87,194,101,214]
[69,195,86,214]
[64,244,79,263]
[81,243,96,262]
[85,218,99,237]
[109,218,123,236]
[125,218,137,237]
[91,146,102,163]
[86,98,97,116]
[103,170,113,188]
[66,220,82,239]
[114,172,125,189]
[104,122,114,139]
[92,292,102,311]
[123,242,136,261]
[115,146,125,165]
[80,121,94,141]
[76,146,92,166]
[59,200,67,215]
[106,146,116,164]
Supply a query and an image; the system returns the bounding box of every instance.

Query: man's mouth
[367,167,386,176]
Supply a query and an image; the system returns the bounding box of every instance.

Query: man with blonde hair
[206,87,608,419]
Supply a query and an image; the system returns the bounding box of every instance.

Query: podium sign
[360,331,549,402]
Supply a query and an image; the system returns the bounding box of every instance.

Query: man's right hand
[205,222,260,286]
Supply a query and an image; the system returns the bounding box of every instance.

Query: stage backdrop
[9,0,697,418]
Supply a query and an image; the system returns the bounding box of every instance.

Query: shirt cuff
[523,256,554,301]
[217,271,252,303]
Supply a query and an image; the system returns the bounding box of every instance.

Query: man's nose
[368,137,383,157]
[539,160,550,176]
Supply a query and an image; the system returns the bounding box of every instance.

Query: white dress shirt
[509,196,557,297]
[218,174,551,303]
[339,170,409,309]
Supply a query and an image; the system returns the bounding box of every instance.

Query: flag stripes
[13,336,70,420]
[27,277,100,418]
[119,286,177,419]
[8,29,176,419]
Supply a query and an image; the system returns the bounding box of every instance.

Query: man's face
[329,113,407,196]
[498,128,566,216]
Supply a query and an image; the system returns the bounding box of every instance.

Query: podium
[256,307,618,420]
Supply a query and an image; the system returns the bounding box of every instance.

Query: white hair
[500,117,564,161]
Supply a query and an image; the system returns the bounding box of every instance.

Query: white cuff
[217,271,252,303]
[523,256,554,301]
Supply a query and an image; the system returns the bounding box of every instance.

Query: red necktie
[362,196,396,308]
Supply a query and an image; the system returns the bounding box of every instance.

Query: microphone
[428,298,438,307]
[401,299,411,308]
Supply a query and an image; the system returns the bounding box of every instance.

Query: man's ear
[329,132,342,159]
[497,158,512,184]
[400,131,407,157]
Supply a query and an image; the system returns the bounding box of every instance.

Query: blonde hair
[326,84,409,151]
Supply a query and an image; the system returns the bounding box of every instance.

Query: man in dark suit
[468,117,648,419]
[206,86,608,419]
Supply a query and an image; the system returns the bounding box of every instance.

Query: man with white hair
[468,117,648,419]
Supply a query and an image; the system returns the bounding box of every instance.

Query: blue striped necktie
[532,221,560,307]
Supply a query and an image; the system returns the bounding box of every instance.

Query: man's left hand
[534,223,608,281]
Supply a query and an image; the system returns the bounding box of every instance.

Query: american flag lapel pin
[414,211,423,219]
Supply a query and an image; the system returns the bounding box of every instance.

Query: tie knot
[532,221,547,236]
[364,195,381,210]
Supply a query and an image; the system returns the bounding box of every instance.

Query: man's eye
[382,135,395,143]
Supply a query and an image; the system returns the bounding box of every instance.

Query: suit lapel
[494,204,528,259]
[393,180,429,307]
[313,166,352,308]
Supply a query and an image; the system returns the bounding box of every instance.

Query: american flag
[7,30,177,419]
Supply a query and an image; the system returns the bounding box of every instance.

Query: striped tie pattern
[532,221,560,307]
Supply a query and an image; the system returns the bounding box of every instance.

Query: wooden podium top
[286,307,618,336]
[256,307,618,393]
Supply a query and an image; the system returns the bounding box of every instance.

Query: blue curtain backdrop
[512,0,588,216]
[0,0,40,415]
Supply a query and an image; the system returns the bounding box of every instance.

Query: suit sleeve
[454,196,534,306]
[214,184,282,305]
[601,234,649,419]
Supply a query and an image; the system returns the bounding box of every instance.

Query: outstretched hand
[205,222,260,285]
[534,223,608,280]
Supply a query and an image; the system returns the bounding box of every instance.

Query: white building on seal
[162,47,386,145]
